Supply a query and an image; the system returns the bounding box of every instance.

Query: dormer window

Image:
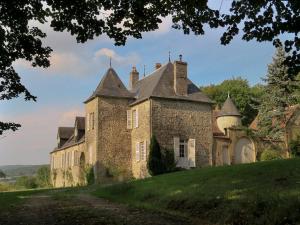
[74,128,78,137]
[57,136,60,147]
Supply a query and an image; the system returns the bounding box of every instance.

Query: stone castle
[50,58,300,187]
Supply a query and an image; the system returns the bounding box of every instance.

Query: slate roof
[75,117,85,130]
[57,127,74,140]
[217,96,241,117]
[130,62,213,105]
[85,68,134,103]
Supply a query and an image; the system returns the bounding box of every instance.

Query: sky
[0,1,278,165]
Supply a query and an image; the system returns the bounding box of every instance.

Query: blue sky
[0,2,278,165]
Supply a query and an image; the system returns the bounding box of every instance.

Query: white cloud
[14,48,141,76]
[0,106,84,165]
[94,48,140,67]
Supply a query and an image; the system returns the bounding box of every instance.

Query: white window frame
[179,139,187,158]
[127,110,132,129]
[136,142,140,162]
[132,109,138,128]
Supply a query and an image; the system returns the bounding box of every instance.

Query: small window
[140,141,147,161]
[127,110,132,129]
[132,110,137,128]
[92,112,95,130]
[179,139,187,158]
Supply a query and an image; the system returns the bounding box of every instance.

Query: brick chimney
[155,63,162,70]
[174,55,187,96]
[129,66,139,89]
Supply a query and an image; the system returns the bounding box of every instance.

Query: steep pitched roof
[57,127,74,139]
[217,97,241,117]
[85,68,134,103]
[131,62,213,105]
[75,117,85,130]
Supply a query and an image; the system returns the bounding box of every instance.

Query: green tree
[16,176,37,189]
[0,170,6,178]
[201,77,263,126]
[256,46,300,155]
[147,136,165,176]
[1,1,299,135]
[36,166,51,188]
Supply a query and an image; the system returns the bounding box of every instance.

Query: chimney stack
[129,66,139,90]
[174,55,187,96]
[155,63,162,70]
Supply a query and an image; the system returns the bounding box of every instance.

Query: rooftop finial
[168,51,171,62]
[179,54,182,61]
[143,65,146,77]
[109,57,112,68]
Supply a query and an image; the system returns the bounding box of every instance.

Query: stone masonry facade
[50,59,217,187]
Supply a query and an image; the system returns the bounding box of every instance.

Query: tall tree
[256,46,300,155]
[1,0,299,135]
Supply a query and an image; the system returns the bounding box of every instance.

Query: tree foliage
[1,0,299,134]
[0,170,6,178]
[256,46,300,153]
[36,166,51,188]
[147,136,165,176]
[201,77,264,126]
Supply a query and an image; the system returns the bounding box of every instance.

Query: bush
[36,166,51,188]
[162,149,176,173]
[290,137,300,157]
[85,166,95,185]
[147,135,166,176]
[16,176,37,189]
[260,148,282,161]
[0,170,6,178]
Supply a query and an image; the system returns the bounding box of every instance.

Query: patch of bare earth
[0,194,195,225]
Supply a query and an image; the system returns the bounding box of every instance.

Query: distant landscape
[0,165,49,179]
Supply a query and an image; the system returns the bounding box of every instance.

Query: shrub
[16,176,37,189]
[0,170,6,178]
[36,166,51,188]
[162,149,176,173]
[260,148,282,161]
[290,137,300,157]
[147,135,166,176]
[85,165,95,185]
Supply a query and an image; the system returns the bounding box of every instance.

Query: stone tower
[216,94,242,134]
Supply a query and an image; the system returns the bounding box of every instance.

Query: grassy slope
[94,159,300,225]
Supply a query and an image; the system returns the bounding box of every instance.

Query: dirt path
[0,193,194,225]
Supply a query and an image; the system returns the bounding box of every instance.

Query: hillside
[94,158,300,225]
[0,165,49,177]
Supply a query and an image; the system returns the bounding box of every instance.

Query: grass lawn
[94,158,300,225]
[0,189,46,211]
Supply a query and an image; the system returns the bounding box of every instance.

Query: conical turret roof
[218,95,241,117]
[85,68,134,103]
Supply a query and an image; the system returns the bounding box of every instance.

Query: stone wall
[131,100,151,178]
[97,97,133,181]
[85,98,99,178]
[50,142,86,187]
[151,98,213,167]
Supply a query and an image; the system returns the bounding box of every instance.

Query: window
[127,110,132,129]
[179,139,187,158]
[87,113,90,131]
[140,141,147,161]
[91,112,95,129]
[136,142,140,162]
[132,109,138,128]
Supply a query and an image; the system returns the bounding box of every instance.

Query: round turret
[216,95,242,134]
